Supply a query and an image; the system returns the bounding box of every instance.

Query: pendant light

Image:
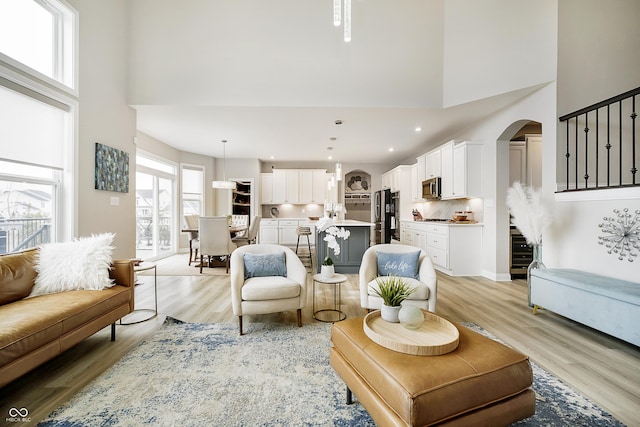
[212,140,236,190]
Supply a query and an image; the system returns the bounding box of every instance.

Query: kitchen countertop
[264,218,373,226]
[401,219,483,226]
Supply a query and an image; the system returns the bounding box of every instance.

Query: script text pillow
[29,233,115,297]
[244,252,287,280]
[377,251,420,279]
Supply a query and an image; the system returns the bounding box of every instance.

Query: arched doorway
[343,169,372,222]
[496,120,542,279]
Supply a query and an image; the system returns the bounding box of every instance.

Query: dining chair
[232,216,261,246]
[198,216,237,273]
[231,214,249,238]
[184,214,200,265]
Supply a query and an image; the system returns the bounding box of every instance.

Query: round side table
[120,261,158,325]
[312,273,347,323]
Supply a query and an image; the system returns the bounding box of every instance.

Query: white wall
[67,0,137,259]
[442,0,557,107]
[547,0,640,281]
[449,84,558,280]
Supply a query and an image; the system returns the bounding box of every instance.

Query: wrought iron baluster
[606,105,611,187]
[584,111,590,188]
[632,95,637,184]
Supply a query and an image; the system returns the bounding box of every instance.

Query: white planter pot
[320,265,335,278]
[380,304,401,323]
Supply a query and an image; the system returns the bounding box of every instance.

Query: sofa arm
[109,260,135,287]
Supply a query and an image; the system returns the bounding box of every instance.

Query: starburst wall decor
[598,208,640,262]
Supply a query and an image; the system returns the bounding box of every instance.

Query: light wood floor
[1,258,639,426]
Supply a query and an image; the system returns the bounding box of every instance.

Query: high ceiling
[129,0,550,164]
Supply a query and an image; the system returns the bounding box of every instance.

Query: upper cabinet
[264,169,327,204]
[260,173,273,204]
[441,141,482,200]
[381,165,411,193]
[425,149,442,179]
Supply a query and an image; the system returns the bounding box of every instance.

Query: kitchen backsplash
[413,198,484,223]
[261,204,326,219]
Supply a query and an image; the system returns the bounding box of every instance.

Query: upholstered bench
[531,268,640,346]
[330,317,535,426]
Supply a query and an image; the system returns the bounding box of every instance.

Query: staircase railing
[558,86,639,192]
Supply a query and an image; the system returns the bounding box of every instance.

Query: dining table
[181,224,248,268]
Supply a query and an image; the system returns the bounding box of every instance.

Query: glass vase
[527,243,546,307]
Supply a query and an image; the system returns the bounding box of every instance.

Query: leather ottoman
[330,317,535,426]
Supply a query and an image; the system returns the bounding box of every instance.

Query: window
[0,82,73,254]
[0,0,76,89]
[181,165,204,219]
[136,152,177,260]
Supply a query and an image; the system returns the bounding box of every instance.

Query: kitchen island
[316,220,373,274]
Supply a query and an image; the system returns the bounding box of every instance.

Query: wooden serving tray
[363,310,459,356]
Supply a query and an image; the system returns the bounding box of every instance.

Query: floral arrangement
[316,216,350,264]
[506,181,551,245]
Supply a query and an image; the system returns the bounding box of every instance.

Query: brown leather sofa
[0,248,134,388]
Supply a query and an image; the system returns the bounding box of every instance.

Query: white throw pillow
[29,233,115,297]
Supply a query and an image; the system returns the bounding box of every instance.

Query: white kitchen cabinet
[278,220,300,245]
[381,170,392,190]
[425,149,441,179]
[260,173,273,204]
[272,169,299,203]
[416,154,427,183]
[267,169,327,205]
[402,221,427,251]
[311,169,327,203]
[410,164,423,202]
[259,220,279,244]
[298,170,313,203]
[401,221,483,276]
[440,141,482,200]
[452,142,482,199]
[440,142,454,199]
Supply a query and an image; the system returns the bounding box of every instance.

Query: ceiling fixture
[212,140,236,190]
[333,121,343,181]
[333,0,352,42]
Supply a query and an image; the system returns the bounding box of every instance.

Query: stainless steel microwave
[422,177,441,200]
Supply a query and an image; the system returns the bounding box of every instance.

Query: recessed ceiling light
[415,127,422,132]
[388,148,394,152]
[328,155,333,160]
[270,156,275,159]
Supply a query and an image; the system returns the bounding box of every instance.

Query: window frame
[0,0,78,94]
[180,163,205,220]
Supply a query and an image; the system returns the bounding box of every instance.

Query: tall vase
[527,243,546,307]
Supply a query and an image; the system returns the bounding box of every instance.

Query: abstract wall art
[94,142,129,193]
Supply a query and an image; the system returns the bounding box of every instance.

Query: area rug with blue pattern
[40,317,625,426]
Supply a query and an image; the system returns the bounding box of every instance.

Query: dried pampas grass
[506,182,551,245]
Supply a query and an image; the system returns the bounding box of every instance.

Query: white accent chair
[198,216,237,274]
[232,216,261,246]
[230,244,308,335]
[359,244,437,312]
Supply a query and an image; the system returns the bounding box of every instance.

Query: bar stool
[295,226,313,268]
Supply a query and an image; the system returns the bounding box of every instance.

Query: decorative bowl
[308,216,320,220]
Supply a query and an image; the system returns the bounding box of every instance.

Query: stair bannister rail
[558,86,639,192]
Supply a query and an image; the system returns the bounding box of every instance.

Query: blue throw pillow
[243,252,287,280]
[377,251,420,279]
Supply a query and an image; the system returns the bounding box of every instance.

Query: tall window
[181,165,204,219]
[0,0,76,89]
[136,153,177,260]
[0,0,77,254]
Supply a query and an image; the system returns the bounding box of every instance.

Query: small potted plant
[321,256,335,278]
[370,276,416,322]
